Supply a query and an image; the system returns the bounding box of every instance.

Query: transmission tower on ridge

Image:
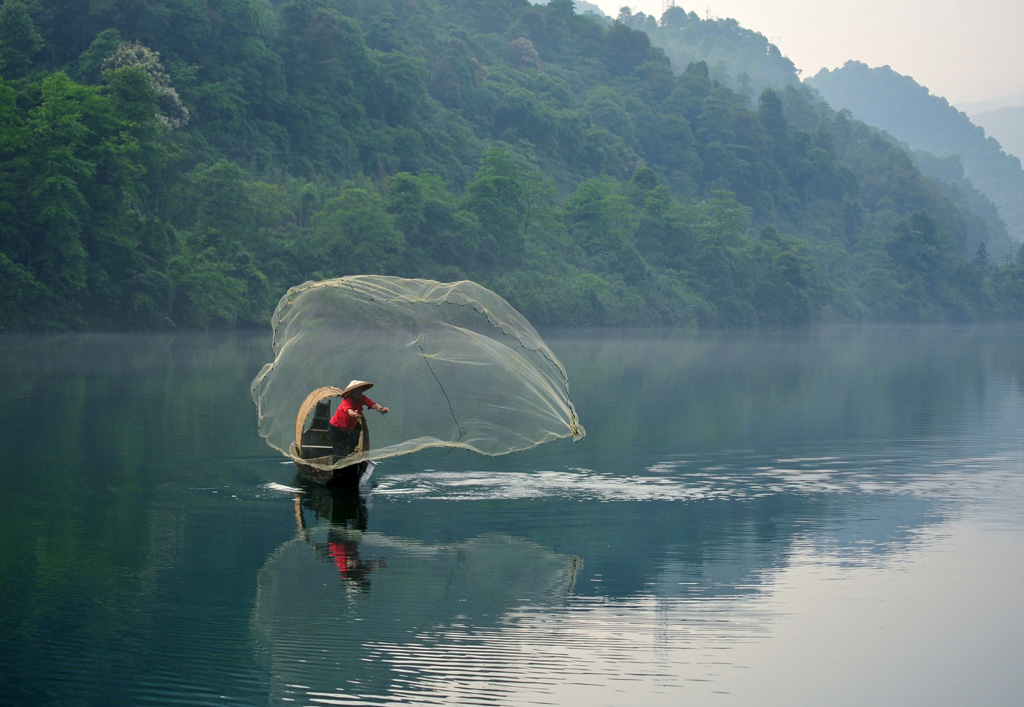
[663,0,676,14]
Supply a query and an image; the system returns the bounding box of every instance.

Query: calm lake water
[2,325,1023,706]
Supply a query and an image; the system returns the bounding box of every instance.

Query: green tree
[374,51,428,126]
[168,248,248,328]
[887,211,952,281]
[603,21,660,76]
[492,80,557,148]
[25,72,95,293]
[858,267,904,319]
[0,252,46,329]
[0,0,43,79]
[564,178,646,283]
[632,182,696,270]
[757,88,787,145]
[309,185,405,276]
[747,226,831,325]
[461,147,526,267]
[584,86,636,147]
[73,29,123,83]
[973,242,989,271]
[176,160,255,257]
[690,191,754,325]
[428,37,489,112]
[0,77,27,260]
[387,171,478,266]
[102,40,189,127]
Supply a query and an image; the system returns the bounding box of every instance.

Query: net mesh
[251,276,585,468]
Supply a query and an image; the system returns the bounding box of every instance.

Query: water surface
[1,326,1022,706]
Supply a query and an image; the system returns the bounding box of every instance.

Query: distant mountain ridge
[806,61,1024,245]
[609,8,1013,258]
[970,105,1024,163]
[958,90,1024,114]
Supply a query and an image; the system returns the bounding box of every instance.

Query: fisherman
[327,380,389,458]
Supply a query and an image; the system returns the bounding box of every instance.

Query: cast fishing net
[251,276,585,469]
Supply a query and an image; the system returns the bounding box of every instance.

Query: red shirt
[329,394,376,429]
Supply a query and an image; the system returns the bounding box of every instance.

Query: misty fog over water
[2,325,1022,706]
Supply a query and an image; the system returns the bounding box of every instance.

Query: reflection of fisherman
[327,379,389,457]
[292,493,383,590]
[327,536,386,583]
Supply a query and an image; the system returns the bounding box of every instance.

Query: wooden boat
[290,386,376,487]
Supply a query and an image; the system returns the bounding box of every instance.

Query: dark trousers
[328,423,360,457]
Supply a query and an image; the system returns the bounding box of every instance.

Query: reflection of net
[252,530,581,702]
[251,276,585,467]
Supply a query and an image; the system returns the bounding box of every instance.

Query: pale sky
[588,0,1024,108]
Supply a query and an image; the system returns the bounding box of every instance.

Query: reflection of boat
[289,386,376,487]
[292,474,369,530]
[291,480,378,589]
[253,504,581,703]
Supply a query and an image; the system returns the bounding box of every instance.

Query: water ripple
[369,444,1024,509]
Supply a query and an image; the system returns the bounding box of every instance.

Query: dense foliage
[615,5,801,100]
[1,0,1023,331]
[808,61,1024,248]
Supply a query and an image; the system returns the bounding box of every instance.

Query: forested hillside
[808,61,1024,249]
[2,0,1023,331]
[616,5,801,100]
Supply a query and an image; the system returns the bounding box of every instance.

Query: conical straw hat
[341,379,373,396]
